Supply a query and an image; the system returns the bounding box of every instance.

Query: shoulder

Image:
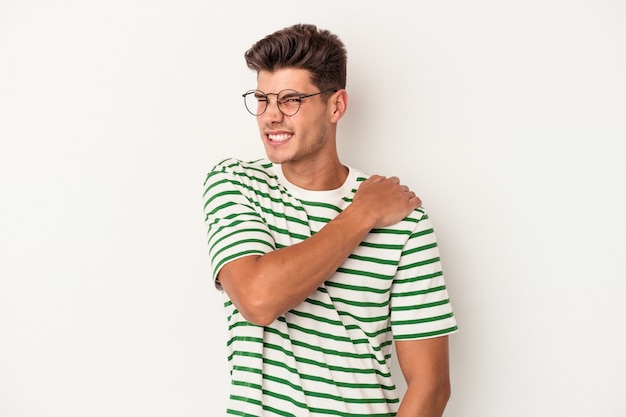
[208,157,274,177]
[400,206,438,242]
[351,167,432,229]
[204,158,277,186]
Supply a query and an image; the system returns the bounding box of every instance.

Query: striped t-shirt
[202,158,458,417]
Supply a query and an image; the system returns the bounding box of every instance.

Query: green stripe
[396,257,440,271]
[228,393,302,417]
[392,312,455,325]
[408,227,434,239]
[402,243,438,257]
[359,241,403,250]
[321,295,390,309]
[268,223,310,241]
[391,285,447,298]
[370,228,412,236]
[300,200,343,212]
[347,253,398,265]
[393,325,458,340]
[306,214,332,224]
[214,249,267,277]
[325,280,391,293]
[203,188,242,210]
[261,357,395,390]
[391,298,451,312]
[393,271,443,284]
[211,237,273,267]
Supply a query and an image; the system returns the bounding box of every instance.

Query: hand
[352,175,422,228]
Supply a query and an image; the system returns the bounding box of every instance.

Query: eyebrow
[279,91,301,98]
[255,90,304,98]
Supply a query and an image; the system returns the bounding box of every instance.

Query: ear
[329,89,348,123]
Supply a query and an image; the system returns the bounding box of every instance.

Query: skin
[255,67,348,190]
[396,337,451,417]
[218,67,450,416]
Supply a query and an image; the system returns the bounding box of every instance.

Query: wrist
[341,201,378,231]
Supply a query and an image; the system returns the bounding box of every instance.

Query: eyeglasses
[242,88,338,116]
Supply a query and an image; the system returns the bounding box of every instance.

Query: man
[203,24,458,417]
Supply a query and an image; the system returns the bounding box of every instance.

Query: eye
[279,97,302,105]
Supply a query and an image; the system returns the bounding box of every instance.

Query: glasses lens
[243,90,266,116]
[277,90,301,116]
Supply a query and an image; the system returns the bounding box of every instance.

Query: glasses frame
[242,88,338,116]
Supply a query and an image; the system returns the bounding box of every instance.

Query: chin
[264,150,292,165]
[268,157,292,165]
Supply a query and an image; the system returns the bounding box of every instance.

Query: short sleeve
[202,161,276,290]
[390,210,458,340]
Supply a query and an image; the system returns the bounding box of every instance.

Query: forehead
[257,68,314,92]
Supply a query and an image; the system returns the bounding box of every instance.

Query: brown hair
[244,24,347,91]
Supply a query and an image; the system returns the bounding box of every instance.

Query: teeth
[268,134,291,142]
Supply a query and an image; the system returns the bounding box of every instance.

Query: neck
[280,156,348,191]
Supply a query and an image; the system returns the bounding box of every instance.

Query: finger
[410,194,422,207]
[387,176,400,184]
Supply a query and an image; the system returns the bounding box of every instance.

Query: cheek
[315,126,328,146]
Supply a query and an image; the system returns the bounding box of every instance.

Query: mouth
[267,132,293,143]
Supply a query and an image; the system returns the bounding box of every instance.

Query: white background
[1,1,625,416]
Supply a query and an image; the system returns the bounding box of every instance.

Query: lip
[265,131,294,145]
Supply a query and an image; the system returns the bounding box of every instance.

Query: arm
[218,175,421,326]
[395,336,451,417]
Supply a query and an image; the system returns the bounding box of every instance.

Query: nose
[260,95,284,121]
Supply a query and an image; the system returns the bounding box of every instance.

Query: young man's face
[255,68,338,167]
